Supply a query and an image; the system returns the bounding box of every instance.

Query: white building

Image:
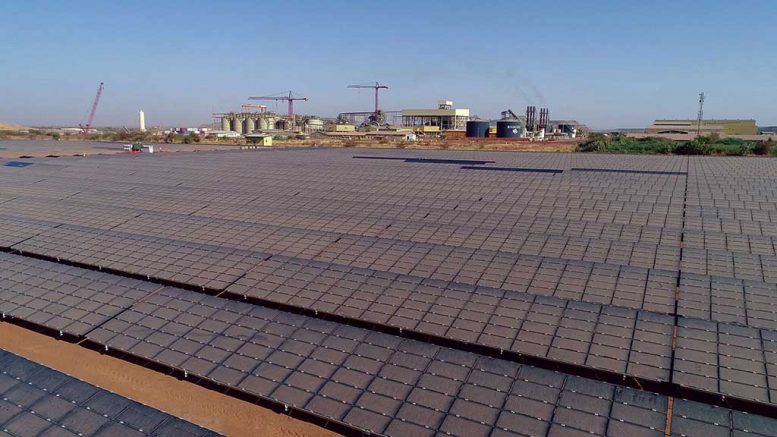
[401,100,470,130]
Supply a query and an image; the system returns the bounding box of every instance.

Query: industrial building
[244,133,273,146]
[646,119,758,135]
[401,100,469,131]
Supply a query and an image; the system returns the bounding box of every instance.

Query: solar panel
[2,148,777,434]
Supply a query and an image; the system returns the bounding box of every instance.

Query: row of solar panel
[6,219,777,328]
[4,224,777,313]
[5,193,777,285]
[0,349,218,437]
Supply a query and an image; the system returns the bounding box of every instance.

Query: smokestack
[139,110,146,132]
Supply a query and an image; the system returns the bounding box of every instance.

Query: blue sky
[1,0,775,129]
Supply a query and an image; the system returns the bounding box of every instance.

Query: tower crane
[347,82,388,115]
[347,82,389,126]
[79,82,104,135]
[248,91,308,117]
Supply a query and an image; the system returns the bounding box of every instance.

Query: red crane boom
[248,91,308,117]
[79,82,104,135]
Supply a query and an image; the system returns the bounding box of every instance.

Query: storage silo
[466,121,490,138]
[221,117,230,131]
[496,120,524,138]
[245,118,255,133]
[231,116,243,134]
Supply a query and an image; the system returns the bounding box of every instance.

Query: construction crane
[347,82,389,126]
[248,91,307,117]
[240,104,268,113]
[347,82,388,115]
[79,82,104,135]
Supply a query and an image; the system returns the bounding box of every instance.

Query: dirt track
[0,323,336,437]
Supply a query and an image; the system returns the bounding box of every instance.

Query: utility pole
[696,92,705,138]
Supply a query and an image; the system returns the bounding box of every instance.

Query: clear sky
[1,0,775,129]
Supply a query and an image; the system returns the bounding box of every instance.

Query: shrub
[576,133,609,152]
[754,138,773,156]
[708,143,752,156]
[673,140,710,155]
[576,135,674,154]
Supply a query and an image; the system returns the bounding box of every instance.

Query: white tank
[245,118,255,133]
[221,117,230,131]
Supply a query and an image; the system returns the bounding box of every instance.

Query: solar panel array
[2,148,777,435]
[0,349,218,437]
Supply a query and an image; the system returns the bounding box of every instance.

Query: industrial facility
[209,79,588,142]
[462,105,581,140]
[205,78,594,143]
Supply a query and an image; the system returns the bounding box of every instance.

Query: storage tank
[496,120,524,138]
[258,117,269,130]
[245,118,255,133]
[466,121,490,138]
[264,116,276,130]
[221,117,230,131]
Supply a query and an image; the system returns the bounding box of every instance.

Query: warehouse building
[401,100,469,130]
[646,119,758,135]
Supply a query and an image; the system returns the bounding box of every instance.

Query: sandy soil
[0,323,337,437]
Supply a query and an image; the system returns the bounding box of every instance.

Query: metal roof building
[647,119,758,135]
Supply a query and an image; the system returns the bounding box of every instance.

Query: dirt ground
[275,138,578,153]
[0,323,337,437]
[0,138,577,159]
